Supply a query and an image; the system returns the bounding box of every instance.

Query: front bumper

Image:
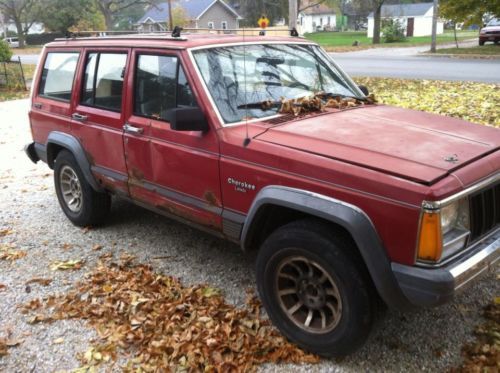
[480,35,500,43]
[392,228,499,307]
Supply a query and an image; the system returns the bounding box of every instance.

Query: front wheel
[256,219,376,357]
[54,150,111,226]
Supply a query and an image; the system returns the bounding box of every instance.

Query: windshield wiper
[237,100,282,110]
[317,92,367,102]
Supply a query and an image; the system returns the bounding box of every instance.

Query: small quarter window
[39,52,79,102]
[134,54,197,121]
[81,52,127,112]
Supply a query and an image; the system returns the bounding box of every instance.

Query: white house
[367,3,443,38]
[298,3,336,34]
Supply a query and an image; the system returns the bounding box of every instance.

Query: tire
[256,219,375,357]
[479,40,485,46]
[53,150,111,227]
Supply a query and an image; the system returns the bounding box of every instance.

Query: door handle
[33,103,42,109]
[72,113,88,122]
[123,123,144,134]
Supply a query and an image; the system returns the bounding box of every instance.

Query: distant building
[367,3,443,38]
[298,4,336,34]
[136,0,242,32]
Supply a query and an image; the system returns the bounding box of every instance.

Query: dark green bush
[0,40,13,62]
[382,19,406,43]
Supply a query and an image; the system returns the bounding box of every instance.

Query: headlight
[417,198,470,263]
[480,29,486,35]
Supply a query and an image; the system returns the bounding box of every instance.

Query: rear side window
[134,54,197,121]
[38,52,79,102]
[81,52,127,112]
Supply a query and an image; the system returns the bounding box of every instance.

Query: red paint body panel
[29,35,500,268]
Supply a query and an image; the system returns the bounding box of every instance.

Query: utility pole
[289,0,297,30]
[167,0,173,31]
[0,11,6,39]
[430,0,438,52]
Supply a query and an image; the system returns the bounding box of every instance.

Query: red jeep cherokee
[25,32,499,356]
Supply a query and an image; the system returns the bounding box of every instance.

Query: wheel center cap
[298,278,326,309]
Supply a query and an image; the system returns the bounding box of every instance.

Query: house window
[221,21,228,30]
[300,17,304,25]
[328,16,331,25]
[208,22,214,29]
[320,18,323,25]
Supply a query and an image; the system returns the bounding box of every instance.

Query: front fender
[242,186,412,310]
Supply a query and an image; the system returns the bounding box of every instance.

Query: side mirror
[166,107,208,132]
[358,85,369,96]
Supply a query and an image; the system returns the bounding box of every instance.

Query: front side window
[134,54,196,121]
[192,43,361,124]
[39,52,79,101]
[81,52,127,112]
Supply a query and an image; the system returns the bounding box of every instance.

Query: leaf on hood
[50,260,83,271]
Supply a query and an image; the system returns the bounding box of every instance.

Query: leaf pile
[354,78,500,127]
[451,299,500,372]
[24,258,319,371]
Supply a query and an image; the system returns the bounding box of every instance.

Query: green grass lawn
[306,30,478,50]
[436,44,500,55]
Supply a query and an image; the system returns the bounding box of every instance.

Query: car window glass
[39,52,79,102]
[134,54,196,121]
[81,52,127,112]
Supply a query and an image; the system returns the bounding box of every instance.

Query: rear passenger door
[71,49,130,196]
[123,49,222,231]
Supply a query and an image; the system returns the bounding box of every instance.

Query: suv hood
[254,106,500,184]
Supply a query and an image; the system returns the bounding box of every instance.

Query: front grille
[469,183,500,241]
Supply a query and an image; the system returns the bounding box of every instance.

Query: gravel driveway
[0,99,498,372]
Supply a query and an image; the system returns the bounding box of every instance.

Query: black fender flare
[241,186,412,310]
[46,131,102,192]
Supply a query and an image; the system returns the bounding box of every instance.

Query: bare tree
[370,0,385,44]
[96,0,154,30]
[0,0,39,48]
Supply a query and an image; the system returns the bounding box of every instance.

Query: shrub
[382,19,406,43]
[0,40,13,62]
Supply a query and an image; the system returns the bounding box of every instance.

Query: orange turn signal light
[417,212,443,262]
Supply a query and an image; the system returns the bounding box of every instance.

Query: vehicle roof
[45,33,313,50]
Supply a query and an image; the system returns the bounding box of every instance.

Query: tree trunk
[167,0,173,30]
[103,10,113,31]
[454,22,458,48]
[373,4,382,44]
[14,20,25,48]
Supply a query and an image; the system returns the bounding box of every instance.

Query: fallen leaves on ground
[25,278,52,286]
[0,243,26,261]
[0,337,23,356]
[50,260,83,271]
[0,228,13,237]
[0,284,6,291]
[451,299,500,372]
[24,256,319,371]
[354,78,499,127]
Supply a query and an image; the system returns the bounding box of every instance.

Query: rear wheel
[54,150,111,226]
[479,40,485,46]
[256,219,375,357]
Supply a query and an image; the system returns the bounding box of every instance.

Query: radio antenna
[242,26,251,147]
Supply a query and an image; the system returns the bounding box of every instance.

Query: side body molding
[46,131,102,192]
[241,186,412,310]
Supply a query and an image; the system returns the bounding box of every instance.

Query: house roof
[300,4,335,16]
[368,3,433,18]
[137,0,241,24]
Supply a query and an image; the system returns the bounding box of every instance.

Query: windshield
[192,43,363,124]
[487,18,500,26]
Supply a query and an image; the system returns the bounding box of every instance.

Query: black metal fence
[0,57,27,91]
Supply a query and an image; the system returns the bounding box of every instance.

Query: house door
[407,18,414,37]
